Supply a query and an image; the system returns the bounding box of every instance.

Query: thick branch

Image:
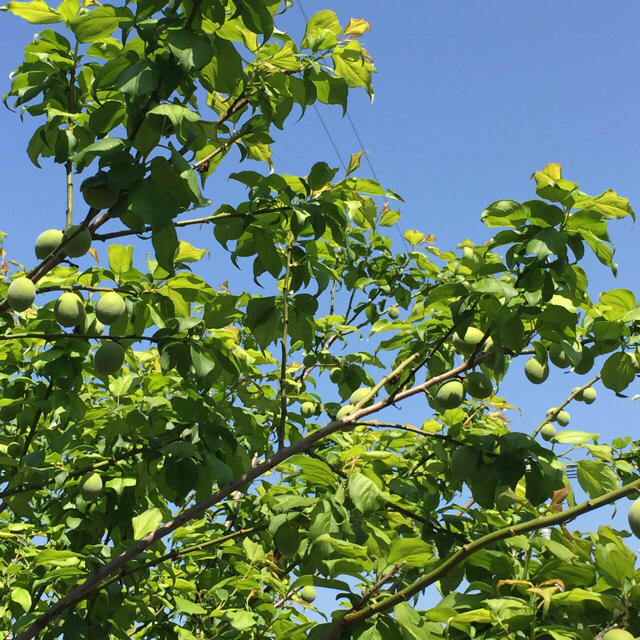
[319,475,640,639]
[17,354,478,638]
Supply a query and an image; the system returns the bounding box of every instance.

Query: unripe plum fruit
[524,358,548,384]
[300,586,316,603]
[63,225,92,258]
[464,372,493,399]
[55,292,85,327]
[7,277,36,312]
[540,424,556,441]
[35,229,63,259]
[435,379,465,410]
[94,341,125,376]
[95,291,126,325]
[80,472,103,500]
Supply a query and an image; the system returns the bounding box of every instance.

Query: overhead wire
[296,0,408,251]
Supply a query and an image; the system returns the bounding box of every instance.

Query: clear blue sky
[2,0,640,605]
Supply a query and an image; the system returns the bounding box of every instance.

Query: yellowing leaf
[343,18,371,37]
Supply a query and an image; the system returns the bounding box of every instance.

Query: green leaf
[166,30,214,71]
[152,224,179,274]
[1,0,60,22]
[576,460,619,499]
[11,587,32,613]
[34,550,81,567]
[600,352,635,392]
[289,454,335,488]
[173,595,207,615]
[242,538,266,562]
[332,41,375,97]
[175,241,208,264]
[224,609,256,631]
[583,189,635,221]
[132,507,163,540]
[481,200,528,228]
[71,137,125,171]
[348,472,389,513]
[302,10,341,50]
[108,244,133,278]
[69,5,133,42]
[552,588,620,610]
[387,537,433,567]
[598,289,635,321]
[307,162,338,191]
[147,104,200,128]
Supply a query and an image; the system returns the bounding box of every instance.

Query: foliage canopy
[1,1,640,639]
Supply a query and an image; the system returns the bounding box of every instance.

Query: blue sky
[2,0,640,615]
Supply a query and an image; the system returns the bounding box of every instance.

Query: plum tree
[2,3,640,640]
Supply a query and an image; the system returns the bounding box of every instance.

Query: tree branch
[318,475,640,639]
[17,354,477,638]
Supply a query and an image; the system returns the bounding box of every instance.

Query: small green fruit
[7,277,36,312]
[603,630,635,640]
[302,353,316,368]
[300,402,316,418]
[464,372,493,399]
[555,410,570,427]
[94,342,125,376]
[628,497,640,539]
[524,358,548,384]
[388,306,400,319]
[95,292,126,325]
[63,225,92,258]
[548,344,570,368]
[80,473,103,501]
[452,327,485,354]
[35,229,63,259]
[349,387,372,405]
[540,424,556,441]
[6,442,22,458]
[581,387,596,404]
[329,368,343,384]
[274,523,300,557]
[81,172,119,210]
[55,292,85,327]
[546,407,558,418]
[300,586,316,603]
[336,404,355,420]
[435,379,465,410]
